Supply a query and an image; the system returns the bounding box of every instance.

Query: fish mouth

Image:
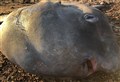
[82,57,97,76]
[0,21,3,25]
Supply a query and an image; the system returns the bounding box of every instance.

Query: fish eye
[84,14,98,23]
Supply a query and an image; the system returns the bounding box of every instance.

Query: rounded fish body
[0,2,120,77]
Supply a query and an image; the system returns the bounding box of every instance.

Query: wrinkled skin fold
[0,1,120,78]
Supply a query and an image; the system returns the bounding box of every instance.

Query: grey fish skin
[0,2,120,78]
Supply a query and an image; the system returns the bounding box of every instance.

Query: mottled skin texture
[0,2,120,78]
